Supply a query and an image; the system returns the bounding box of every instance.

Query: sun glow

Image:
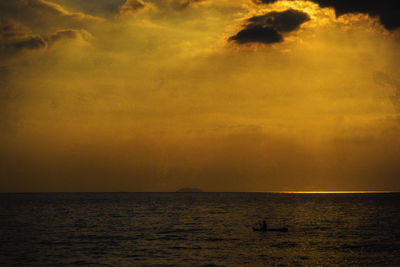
[274,191,397,194]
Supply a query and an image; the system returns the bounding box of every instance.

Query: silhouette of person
[260,220,267,231]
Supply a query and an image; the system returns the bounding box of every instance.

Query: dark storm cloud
[229,26,283,44]
[311,0,400,30]
[230,9,309,44]
[0,1,96,62]
[8,36,47,51]
[249,9,310,33]
[1,20,46,59]
[0,22,90,65]
[254,0,400,31]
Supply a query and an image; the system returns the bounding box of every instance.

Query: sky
[1,0,400,192]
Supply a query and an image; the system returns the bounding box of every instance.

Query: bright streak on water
[271,191,397,194]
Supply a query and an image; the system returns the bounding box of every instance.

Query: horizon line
[1,190,399,194]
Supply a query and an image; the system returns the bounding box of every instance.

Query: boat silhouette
[252,227,288,232]
[253,220,288,232]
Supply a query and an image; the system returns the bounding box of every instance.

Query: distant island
[176,187,204,193]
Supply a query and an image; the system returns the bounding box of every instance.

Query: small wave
[158,235,188,241]
[157,228,203,234]
[270,242,299,249]
[204,237,240,242]
[341,243,400,252]
[168,246,202,250]
[68,234,138,241]
[110,214,124,218]
[39,241,77,246]
[70,260,93,265]
[205,238,225,242]
[168,246,200,250]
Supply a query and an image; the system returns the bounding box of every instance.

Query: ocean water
[1,193,400,266]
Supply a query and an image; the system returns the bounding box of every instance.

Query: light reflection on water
[273,191,397,194]
[1,192,400,266]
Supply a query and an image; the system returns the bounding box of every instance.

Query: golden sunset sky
[1,0,400,192]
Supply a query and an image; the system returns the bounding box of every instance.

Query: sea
[1,192,400,266]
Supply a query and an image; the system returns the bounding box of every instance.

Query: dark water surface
[1,193,400,266]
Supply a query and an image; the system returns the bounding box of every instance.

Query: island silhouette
[176,187,204,192]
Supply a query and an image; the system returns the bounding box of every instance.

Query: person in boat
[260,220,267,231]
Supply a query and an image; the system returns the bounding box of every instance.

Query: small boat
[252,227,267,232]
[252,227,288,232]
